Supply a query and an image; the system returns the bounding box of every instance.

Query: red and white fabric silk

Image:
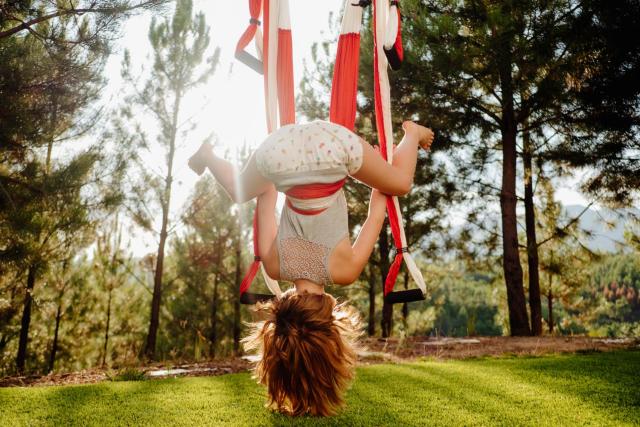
[329,1,363,130]
[373,0,425,297]
[239,0,297,299]
[238,0,424,300]
[383,1,403,70]
[276,3,295,126]
[235,0,264,73]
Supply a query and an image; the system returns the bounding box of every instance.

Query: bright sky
[102,0,343,256]
[99,0,590,257]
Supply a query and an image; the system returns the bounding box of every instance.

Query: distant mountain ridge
[563,205,638,252]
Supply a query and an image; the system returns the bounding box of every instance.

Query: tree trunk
[102,287,112,367]
[233,236,242,356]
[379,222,392,338]
[209,273,219,358]
[548,277,554,333]
[16,266,36,372]
[48,259,69,373]
[367,264,376,336]
[145,192,169,359]
[523,130,542,336]
[48,299,62,373]
[498,38,531,336]
[144,88,180,360]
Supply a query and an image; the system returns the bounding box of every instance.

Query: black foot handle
[240,292,275,305]
[235,50,264,74]
[384,289,425,304]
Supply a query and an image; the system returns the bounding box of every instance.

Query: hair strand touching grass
[242,289,362,417]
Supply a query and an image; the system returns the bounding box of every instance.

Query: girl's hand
[402,121,434,151]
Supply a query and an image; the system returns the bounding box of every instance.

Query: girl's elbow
[396,178,412,196]
[332,268,362,285]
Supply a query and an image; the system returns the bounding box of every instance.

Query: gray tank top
[277,189,349,285]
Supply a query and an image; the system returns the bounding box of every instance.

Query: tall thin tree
[119,0,220,359]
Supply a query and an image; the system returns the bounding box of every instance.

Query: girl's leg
[351,122,434,196]
[189,143,272,203]
[189,144,280,278]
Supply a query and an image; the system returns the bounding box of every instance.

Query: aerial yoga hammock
[230,0,426,305]
[188,0,433,417]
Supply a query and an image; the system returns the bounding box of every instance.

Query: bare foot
[402,121,434,151]
[188,142,213,175]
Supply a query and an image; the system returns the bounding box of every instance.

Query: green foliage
[2,0,639,376]
[159,174,240,359]
[0,1,170,43]
[584,253,640,331]
[431,271,502,337]
[118,0,220,230]
[382,264,503,337]
[1,351,638,426]
[109,367,147,382]
[114,0,221,360]
[550,0,640,204]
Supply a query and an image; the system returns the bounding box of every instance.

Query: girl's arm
[332,189,387,285]
[329,188,386,285]
[351,189,387,270]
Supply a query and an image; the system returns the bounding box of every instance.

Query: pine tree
[167,174,237,359]
[118,0,220,360]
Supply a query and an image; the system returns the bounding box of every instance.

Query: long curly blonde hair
[242,289,362,417]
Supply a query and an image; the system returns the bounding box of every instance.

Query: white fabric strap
[279,0,291,29]
[254,27,263,60]
[286,191,341,212]
[375,0,426,295]
[265,0,279,132]
[340,0,364,35]
[261,0,282,296]
[384,3,398,49]
[262,263,282,297]
[375,0,394,158]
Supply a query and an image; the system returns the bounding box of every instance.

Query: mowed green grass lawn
[1,350,638,426]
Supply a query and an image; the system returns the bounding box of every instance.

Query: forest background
[1,0,638,375]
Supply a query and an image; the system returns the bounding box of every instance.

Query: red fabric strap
[385,253,404,294]
[394,7,404,62]
[235,0,262,54]
[284,178,347,216]
[277,28,296,126]
[284,178,346,199]
[240,202,261,295]
[241,0,297,297]
[329,33,361,130]
[240,261,261,294]
[373,0,405,295]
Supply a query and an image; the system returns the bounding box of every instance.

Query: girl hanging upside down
[188,120,434,417]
